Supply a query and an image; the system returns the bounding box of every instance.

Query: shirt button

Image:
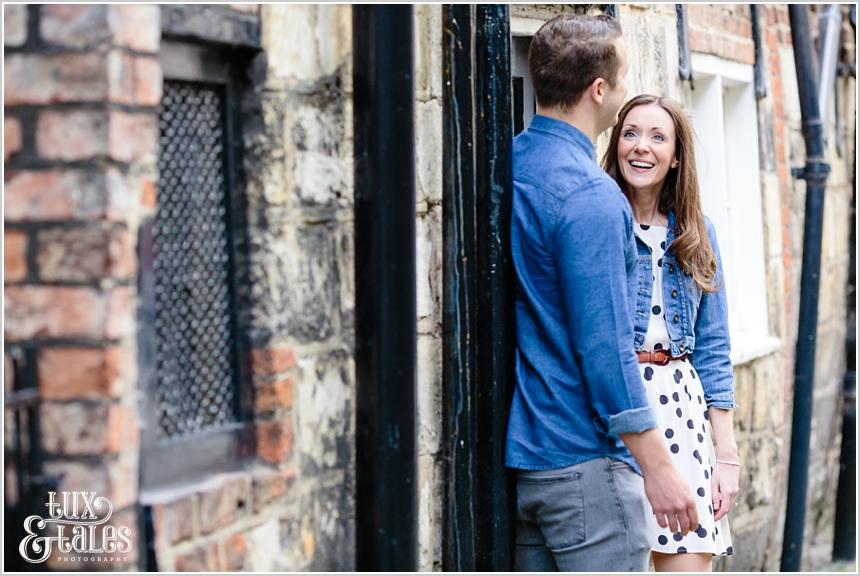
[673,314,680,323]
[672,289,678,298]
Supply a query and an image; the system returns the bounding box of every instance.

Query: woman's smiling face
[616,103,678,196]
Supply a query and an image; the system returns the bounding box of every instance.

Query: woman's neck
[629,187,666,226]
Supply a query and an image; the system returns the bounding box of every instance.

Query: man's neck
[537,104,602,142]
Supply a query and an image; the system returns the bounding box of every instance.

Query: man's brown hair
[528,14,622,110]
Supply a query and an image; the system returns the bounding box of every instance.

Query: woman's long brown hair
[601,94,718,293]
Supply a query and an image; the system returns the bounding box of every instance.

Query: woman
[602,94,740,572]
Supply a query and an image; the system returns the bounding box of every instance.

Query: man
[505,14,699,572]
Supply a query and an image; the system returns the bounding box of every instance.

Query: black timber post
[353,5,417,571]
[442,4,515,571]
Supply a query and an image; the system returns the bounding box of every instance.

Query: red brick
[40,5,111,48]
[254,376,295,413]
[229,4,259,14]
[37,110,109,160]
[222,532,248,571]
[4,229,28,283]
[109,111,158,163]
[256,419,294,464]
[198,476,251,535]
[175,542,221,572]
[249,347,297,377]
[153,496,195,545]
[4,4,28,47]
[107,455,138,510]
[140,178,157,210]
[111,6,160,53]
[133,57,162,106]
[40,401,116,455]
[5,116,22,161]
[4,286,131,341]
[106,403,140,454]
[4,52,110,105]
[4,169,130,222]
[36,225,135,282]
[252,467,297,513]
[38,347,121,400]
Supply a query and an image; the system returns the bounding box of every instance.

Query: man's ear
[590,77,606,105]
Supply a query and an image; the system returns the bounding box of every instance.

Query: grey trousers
[515,457,651,572]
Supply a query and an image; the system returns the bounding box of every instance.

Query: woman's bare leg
[652,551,713,572]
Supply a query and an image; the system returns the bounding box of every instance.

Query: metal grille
[153,81,237,439]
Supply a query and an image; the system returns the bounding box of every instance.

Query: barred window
[139,40,249,488]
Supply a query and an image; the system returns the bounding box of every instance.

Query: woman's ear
[671,158,679,168]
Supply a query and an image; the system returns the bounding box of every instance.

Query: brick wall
[4,4,159,570]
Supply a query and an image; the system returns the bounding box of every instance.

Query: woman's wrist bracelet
[715,458,741,467]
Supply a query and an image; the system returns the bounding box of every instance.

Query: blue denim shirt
[633,211,736,409]
[505,115,657,473]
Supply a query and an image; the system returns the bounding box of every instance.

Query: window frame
[685,52,781,365]
[138,40,252,491]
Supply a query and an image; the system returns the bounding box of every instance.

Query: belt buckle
[653,351,671,366]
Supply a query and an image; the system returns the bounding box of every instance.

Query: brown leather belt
[636,349,688,366]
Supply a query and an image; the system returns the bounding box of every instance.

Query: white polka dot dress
[635,223,733,557]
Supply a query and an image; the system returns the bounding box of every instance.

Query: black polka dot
[687,419,694,429]
[727,546,734,556]
[665,428,674,439]
[676,407,683,417]
[670,443,680,454]
[673,532,683,542]
[704,410,710,420]
[697,487,706,497]
[644,367,654,381]
[713,532,716,541]
[690,369,696,379]
[697,395,702,405]
[659,395,669,405]
[704,469,710,480]
[652,305,662,315]
[697,433,704,443]
[677,546,687,554]
[715,526,719,535]
[696,525,708,538]
[661,240,666,250]
[693,450,702,463]
[673,369,683,383]
[702,423,707,433]
[640,224,651,230]
[654,343,663,350]
[708,505,713,514]
[657,258,663,267]
[672,392,680,402]
[658,535,668,545]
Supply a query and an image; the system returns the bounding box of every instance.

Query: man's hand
[621,429,699,535]
[642,458,699,534]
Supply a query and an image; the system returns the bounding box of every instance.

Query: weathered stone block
[108,110,158,163]
[152,495,195,545]
[223,532,248,570]
[417,334,442,457]
[415,98,443,204]
[414,5,442,102]
[40,401,116,455]
[249,346,297,377]
[175,541,222,572]
[294,350,352,474]
[110,6,160,53]
[36,110,110,160]
[251,467,297,513]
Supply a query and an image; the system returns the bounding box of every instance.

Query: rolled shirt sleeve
[554,178,657,436]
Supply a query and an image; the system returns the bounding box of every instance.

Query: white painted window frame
[685,53,780,365]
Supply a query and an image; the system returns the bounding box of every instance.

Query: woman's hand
[711,460,740,521]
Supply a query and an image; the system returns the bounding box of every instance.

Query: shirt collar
[527,115,596,161]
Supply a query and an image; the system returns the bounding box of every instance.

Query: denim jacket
[633,210,736,409]
[505,115,656,473]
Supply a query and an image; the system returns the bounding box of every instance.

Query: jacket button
[672,289,678,298]
[680,344,685,352]
[673,314,680,323]
[669,264,675,273]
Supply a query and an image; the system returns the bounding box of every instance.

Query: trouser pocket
[517,467,587,549]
